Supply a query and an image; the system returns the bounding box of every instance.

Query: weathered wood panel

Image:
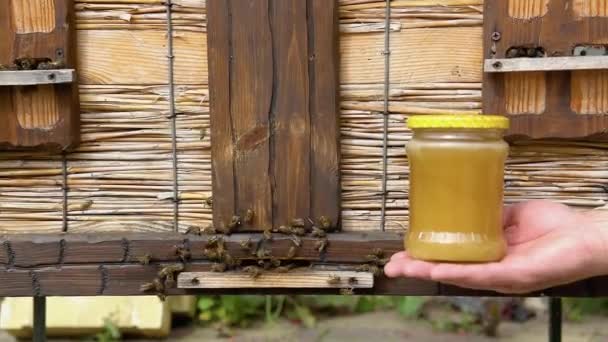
[483,0,608,139]
[0,0,80,150]
[208,0,340,231]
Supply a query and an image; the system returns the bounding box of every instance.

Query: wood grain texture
[208,0,340,231]
[178,270,374,289]
[508,0,549,19]
[11,0,55,34]
[573,0,608,17]
[483,0,608,139]
[0,0,80,150]
[505,72,546,115]
[571,70,608,114]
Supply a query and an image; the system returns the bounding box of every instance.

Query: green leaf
[293,304,316,328]
[397,297,426,318]
[198,311,214,322]
[355,297,376,313]
[197,297,216,311]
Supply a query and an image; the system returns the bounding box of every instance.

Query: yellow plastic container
[406,115,510,262]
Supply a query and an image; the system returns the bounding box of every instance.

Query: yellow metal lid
[407,115,510,130]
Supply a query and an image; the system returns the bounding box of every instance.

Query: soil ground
[1,310,606,342]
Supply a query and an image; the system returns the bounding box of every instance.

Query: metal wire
[61,152,68,232]
[380,0,391,232]
[165,0,180,232]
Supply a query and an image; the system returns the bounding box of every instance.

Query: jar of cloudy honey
[406,115,510,262]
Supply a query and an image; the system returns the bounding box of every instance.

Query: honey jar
[405,115,510,262]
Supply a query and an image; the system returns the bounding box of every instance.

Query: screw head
[491,32,502,41]
[492,61,503,69]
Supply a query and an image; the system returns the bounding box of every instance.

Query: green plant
[197,296,266,328]
[91,318,121,342]
[564,298,608,322]
[396,297,427,319]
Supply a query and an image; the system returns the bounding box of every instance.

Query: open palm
[385,200,608,294]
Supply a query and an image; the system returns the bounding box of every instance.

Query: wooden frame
[483,0,608,139]
[1,233,607,297]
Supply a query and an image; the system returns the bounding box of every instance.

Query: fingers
[384,252,435,279]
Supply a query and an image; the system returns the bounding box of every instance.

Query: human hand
[384,200,608,294]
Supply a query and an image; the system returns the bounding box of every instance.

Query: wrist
[584,210,608,275]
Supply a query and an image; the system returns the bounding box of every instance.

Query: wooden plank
[208,0,340,231]
[483,0,608,139]
[485,56,608,73]
[178,270,374,289]
[0,70,75,86]
[0,232,404,266]
[271,0,311,228]
[0,0,80,150]
[310,0,341,228]
[207,0,236,231]
[0,262,605,297]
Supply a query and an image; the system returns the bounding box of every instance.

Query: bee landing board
[0,0,80,150]
[208,0,340,232]
[483,0,608,139]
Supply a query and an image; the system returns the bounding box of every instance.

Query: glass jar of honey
[405,115,510,262]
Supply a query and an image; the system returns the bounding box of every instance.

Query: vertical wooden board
[270,0,311,228]
[208,0,235,230]
[231,0,273,230]
[208,0,340,231]
[309,0,340,228]
[0,0,80,150]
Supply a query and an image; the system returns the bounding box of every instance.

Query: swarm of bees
[355,248,387,277]
[0,57,65,71]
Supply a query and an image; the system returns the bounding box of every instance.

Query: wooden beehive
[0,0,607,297]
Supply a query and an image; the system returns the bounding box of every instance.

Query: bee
[291,227,306,236]
[371,248,385,258]
[216,239,227,257]
[185,226,201,236]
[348,277,358,285]
[243,266,262,279]
[319,216,332,230]
[165,273,176,288]
[311,227,326,238]
[223,253,237,268]
[327,275,341,285]
[263,229,273,241]
[270,258,281,268]
[364,255,380,263]
[190,277,200,285]
[158,264,185,278]
[136,253,152,265]
[275,264,295,273]
[153,278,165,293]
[256,246,271,259]
[228,215,241,229]
[240,238,252,250]
[207,235,222,248]
[174,246,191,262]
[244,209,254,224]
[291,218,306,228]
[211,263,227,272]
[286,246,297,259]
[203,248,219,260]
[14,57,49,70]
[356,264,371,272]
[202,225,217,235]
[205,197,213,207]
[315,238,328,253]
[277,225,292,235]
[37,60,65,70]
[289,234,302,247]
[377,258,389,266]
[0,64,17,71]
[157,293,167,302]
[339,288,354,295]
[369,265,383,277]
[140,282,155,293]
